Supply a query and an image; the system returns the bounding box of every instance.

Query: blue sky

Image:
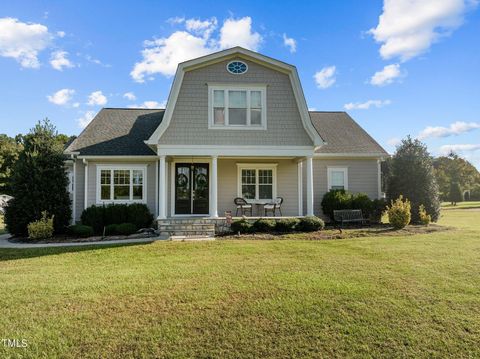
[1,1,479,168]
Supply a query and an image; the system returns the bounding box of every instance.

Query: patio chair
[264,197,283,217]
[234,197,252,216]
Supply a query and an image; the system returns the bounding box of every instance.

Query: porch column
[306,156,314,216]
[210,155,218,217]
[158,155,167,219]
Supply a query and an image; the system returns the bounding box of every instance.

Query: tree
[4,119,71,236]
[433,152,480,200]
[448,182,463,205]
[0,134,23,195]
[387,136,441,223]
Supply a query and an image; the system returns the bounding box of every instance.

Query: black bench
[333,209,366,227]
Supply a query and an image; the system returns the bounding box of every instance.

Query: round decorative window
[227,61,248,74]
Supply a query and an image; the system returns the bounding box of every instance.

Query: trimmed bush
[252,218,276,233]
[230,219,252,234]
[387,195,411,230]
[371,198,387,224]
[275,218,300,233]
[351,193,373,218]
[104,224,118,236]
[67,224,94,237]
[80,203,153,234]
[296,216,324,232]
[27,211,54,240]
[115,223,138,235]
[418,205,431,226]
[321,189,352,220]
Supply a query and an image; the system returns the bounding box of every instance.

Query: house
[64,47,387,234]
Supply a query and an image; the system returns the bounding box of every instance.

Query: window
[97,166,146,203]
[209,85,266,129]
[237,164,277,201]
[227,61,248,74]
[327,167,348,191]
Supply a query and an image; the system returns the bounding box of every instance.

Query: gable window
[237,164,277,201]
[97,166,146,203]
[209,85,266,129]
[327,167,348,191]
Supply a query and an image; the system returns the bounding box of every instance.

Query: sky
[0,0,479,168]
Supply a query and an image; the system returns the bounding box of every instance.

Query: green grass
[441,200,480,209]
[1,210,479,358]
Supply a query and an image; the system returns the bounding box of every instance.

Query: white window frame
[96,164,147,204]
[208,84,267,130]
[236,163,277,202]
[327,167,348,191]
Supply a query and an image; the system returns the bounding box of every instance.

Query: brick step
[158,229,215,237]
[158,219,216,225]
[158,224,215,231]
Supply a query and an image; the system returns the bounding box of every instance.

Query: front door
[175,163,209,215]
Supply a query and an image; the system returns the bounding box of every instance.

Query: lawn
[1,210,479,358]
[441,200,480,210]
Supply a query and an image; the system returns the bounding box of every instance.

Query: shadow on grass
[0,241,155,262]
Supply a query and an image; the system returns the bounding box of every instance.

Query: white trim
[210,156,218,217]
[157,145,314,157]
[207,84,267,130]
[236,163,277,202]
[327,166,349,191]
[377,159,382,199]
[77,155,158,160]
[158,156,166,219]
[83,159,88,210]
[306,156,314,216]
[95,164,148,204]
[145,47,324,147]
[155,160,159,217]
[315,153,387,159]
[297,161,303,216]
[72,160,76,224]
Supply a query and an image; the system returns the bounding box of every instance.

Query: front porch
[157,155,316,220]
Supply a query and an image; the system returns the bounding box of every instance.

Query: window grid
[241,168,274,201]
[98,168,145,202]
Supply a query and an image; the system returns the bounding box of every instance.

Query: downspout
[83,159,88,210]
[72,155,77,224]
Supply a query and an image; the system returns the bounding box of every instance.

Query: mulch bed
[8,233,158,244]
[221,223,454,240]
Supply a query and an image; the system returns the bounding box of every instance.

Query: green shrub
[27,211,54,240]
[351,193,373,218]
[471,184,480,201]
[296,216,324,232]
[115,223,138,235]
[104,224,118,236]
[321,189,353,220]
[387,195,411,229]
[67,224,94,237]
[370,198,387,224]
[252,218,276,233]
[448,181,463,205]
[275,218,300,233]
[418,204,431,225]
[230,219,252,234]
[80,203,153,234]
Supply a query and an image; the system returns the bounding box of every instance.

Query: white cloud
[314,66,336,89]
[344,99,392,110]
[123,92,136,101]
[47,88,75,106]
[84,54,111,68]
[131,16,262,82]
[370,63,402,86]
[219,17,262,50]
[418,121,480,140]
[0,17,53,68]
[128,100,166,109]
[167,16,185,25]
[283,33,296,53]
[439,143,480,154]
[77,110,96,128]
[185,17,217,38]
[387,137,402,147]
[56,31,66,38]
[87,90,107,106]
[369,0,478,61]
[50,50,74,71]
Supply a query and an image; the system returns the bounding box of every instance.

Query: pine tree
[448,181,463,205]
[4,119,71,236]
[387,136,441,223]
